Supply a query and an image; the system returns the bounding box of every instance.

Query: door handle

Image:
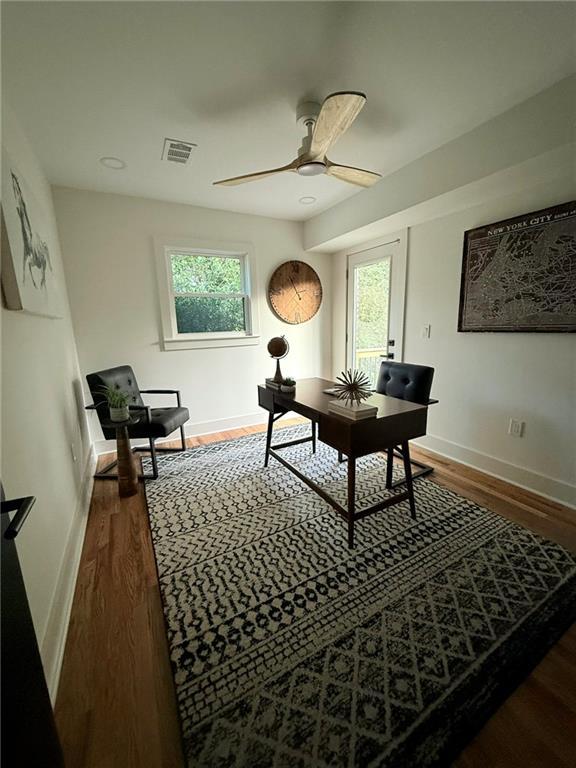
[1,496,36,539]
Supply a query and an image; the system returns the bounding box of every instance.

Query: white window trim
[154,236,261,350]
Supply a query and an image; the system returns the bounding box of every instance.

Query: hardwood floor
[54,423,576,768]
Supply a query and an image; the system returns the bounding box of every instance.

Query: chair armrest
[129,404,152,423]
[139,389,181,406]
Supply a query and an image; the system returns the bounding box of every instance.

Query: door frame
[345,229,408,370]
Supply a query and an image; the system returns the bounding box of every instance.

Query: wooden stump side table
[100,416,141,497]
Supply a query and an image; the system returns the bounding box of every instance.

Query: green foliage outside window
[171,253,242,293]
[354,259,390,384]
[175,296,246,333]
[170,253,247,334]
[355,259,390,349]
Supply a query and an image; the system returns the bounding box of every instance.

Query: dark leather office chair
[86,365,189,480]
[375,360,436,493]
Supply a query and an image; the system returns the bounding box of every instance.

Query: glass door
[346,237,406,386]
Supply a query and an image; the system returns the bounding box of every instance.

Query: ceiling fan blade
[213,160,297,186]
[326,162,381,188]
[310,92,366,159]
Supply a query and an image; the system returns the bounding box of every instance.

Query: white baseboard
[92,418,575,508]
[93,411,270,455]
[184,411,270,438]
[41,445,97,702]
[414,434,576,509]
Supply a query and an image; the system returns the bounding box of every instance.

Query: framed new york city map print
[458,201,576,332]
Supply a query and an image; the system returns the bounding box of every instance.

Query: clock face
[268,260,323,324]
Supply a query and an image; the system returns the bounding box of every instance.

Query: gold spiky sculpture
[333,369,373,407]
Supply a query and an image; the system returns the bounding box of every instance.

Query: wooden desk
[258,377,430,547]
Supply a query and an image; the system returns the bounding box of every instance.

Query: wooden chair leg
[401,442,416,520]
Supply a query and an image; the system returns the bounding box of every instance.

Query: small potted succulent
[99,385,130,422]
[280,377,296,393]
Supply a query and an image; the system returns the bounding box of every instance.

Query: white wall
[331,178,576,505]
[405,180,576,503]
[52,187,332,449]
[1,106,94,698]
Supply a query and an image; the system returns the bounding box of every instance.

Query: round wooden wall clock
[268,260,323,324]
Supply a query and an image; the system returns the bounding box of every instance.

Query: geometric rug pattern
[143,426,576,767]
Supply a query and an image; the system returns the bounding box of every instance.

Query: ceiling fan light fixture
[214,91,378,187]
[296,161,326,177]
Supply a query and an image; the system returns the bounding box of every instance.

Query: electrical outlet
[508,419,525,438]
[421,324,431,339]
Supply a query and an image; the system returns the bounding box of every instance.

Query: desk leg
[264,411,274,468]
[386,447,394,489]
[347,457,356,548]
[117,426,138,497]
[311,421,317,454]
[401,442,417,520]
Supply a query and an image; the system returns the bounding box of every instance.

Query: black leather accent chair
[375,360,436,493]
[86,365,189,480]
[376,360,434,406]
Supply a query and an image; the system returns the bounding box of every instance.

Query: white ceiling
[2,2,575,221]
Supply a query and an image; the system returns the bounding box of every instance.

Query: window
[156,239,260,350]
[171,252,247,334]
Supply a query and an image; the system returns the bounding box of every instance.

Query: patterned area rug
[143,426,576,767]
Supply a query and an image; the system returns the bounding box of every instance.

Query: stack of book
[328,399,378,420]
[265,378,281,390]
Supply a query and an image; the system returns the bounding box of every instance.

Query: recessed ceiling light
[99,156,126,170]
[299,196,317,205]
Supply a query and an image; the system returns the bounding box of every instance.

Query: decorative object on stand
[98,385,130,422]
[268,260,322,324]
[333,369,372,406]
[265,335,289,388]
[280,377,296,393]
[458,200,576,332]
[328,368,377,420]
[213,91,382,188]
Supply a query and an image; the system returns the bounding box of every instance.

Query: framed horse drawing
[1,150,62,318]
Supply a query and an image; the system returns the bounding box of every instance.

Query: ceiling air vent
[162,138,197,165]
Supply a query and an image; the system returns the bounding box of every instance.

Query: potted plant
[99,385,130,422]
[280,377,296,393]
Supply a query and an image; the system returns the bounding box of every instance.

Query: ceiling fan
[213,91,382,189]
